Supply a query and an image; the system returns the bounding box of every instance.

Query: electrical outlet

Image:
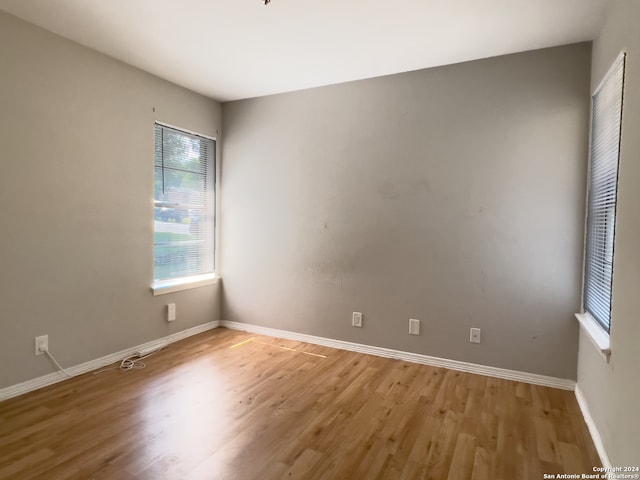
[470,328,481,344]
[352,312,363,328]
[35,335,48,355]
[167,303,176,322]
[409,318,420,335]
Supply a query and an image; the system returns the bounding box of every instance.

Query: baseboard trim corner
[220,321,575,391]
[575,384,612,468]
[0,321,220,402]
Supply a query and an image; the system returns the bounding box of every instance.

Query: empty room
[0,0,638,478]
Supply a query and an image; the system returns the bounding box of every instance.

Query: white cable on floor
[118,350,159,371]
[44,350,73,378]
[93,349,163,375]
[44,345,165,377]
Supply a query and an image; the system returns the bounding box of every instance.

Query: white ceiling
[0,0,610,102]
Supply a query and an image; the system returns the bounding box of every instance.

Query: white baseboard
[575,385,612,468]
[220,321,576,391]
[0,321,220,402]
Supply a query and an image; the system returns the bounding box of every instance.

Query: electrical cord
[43,346,164,377]
[118,350,159,371]
[93,349,163,375]
[44,350,73,378]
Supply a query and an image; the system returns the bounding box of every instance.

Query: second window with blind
[583,52,626,334]
[153,123,216,285]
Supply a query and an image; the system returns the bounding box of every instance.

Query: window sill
[151,273,219,296]
[575,312,611,359]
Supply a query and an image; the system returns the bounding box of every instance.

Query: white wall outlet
[409,318,420,335]
[470,328,481,344]
[167,303,176,322]
[352,312,363,328]
[35,335,48,355]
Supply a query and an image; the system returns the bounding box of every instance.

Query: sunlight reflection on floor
[137,358,239,478]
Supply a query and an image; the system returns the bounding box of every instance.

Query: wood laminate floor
[0,328,601,479]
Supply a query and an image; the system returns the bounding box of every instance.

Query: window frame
[151,122,219,295]
[577,51,626,352]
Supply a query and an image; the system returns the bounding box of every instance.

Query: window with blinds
[583,52,625,333]
[153,124,216,282]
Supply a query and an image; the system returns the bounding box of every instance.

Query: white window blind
[584,52,625,332]
[154,124,215,282]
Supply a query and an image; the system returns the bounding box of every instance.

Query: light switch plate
[409,319,420,335]
[470,328,481,344]
[167,303,176,322]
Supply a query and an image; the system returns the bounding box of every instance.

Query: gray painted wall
[577,0,640,464]
[0,12,222,389]
[221,43,591,379]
